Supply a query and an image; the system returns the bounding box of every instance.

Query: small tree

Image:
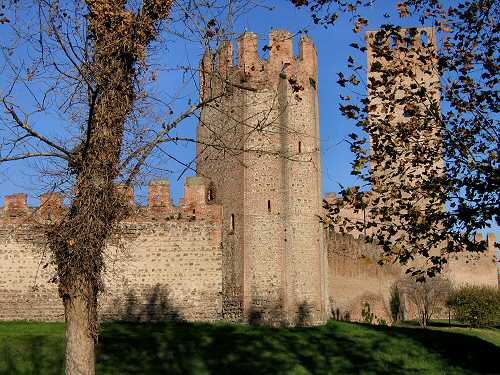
[361,302,374,324]
[389,284,404,324]
[447,285,500,328]
[399,276,452,328]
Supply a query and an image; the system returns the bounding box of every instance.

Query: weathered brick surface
[197,30,327,325]
[100,220,222,321]
[0,225,62,320]
[327,231,400,322]
[327,230,498,323]
[446,233,498,288]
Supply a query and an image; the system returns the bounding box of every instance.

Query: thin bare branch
[123,93,224,185]
[0,151,69,162]
[2,98,72,157]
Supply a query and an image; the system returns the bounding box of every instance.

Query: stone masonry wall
[446,233,498,288]
[327,230,401,322]
[327,229,498,323]
[0,178,223,322]
[0,224,62,320]
[2,28,496,327]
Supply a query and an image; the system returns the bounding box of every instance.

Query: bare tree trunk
[63,280,97,375]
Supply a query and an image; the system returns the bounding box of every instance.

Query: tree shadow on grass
[3,317,499,374]
[367,323,500,374]
[96,320,500,375]
[0,284,181,375]
[0,336,65,375]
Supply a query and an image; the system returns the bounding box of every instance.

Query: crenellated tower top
[200,30,318,100]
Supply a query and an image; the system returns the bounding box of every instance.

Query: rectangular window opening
[309,77,316,89]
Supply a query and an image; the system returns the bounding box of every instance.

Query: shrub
[447,285,500,328]
[390,284,403,324]
[361,302,374,324]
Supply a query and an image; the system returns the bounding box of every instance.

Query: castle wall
[0,179,223,322]
[2,28,495,328]
[326,229,498,323]
[327,231,401,322]
[198,48,247,321]
[366,27,443,187]
[99,219,222,321]
[277,33,327,324]
[241,85,286,323]
[446,233,498,288]
[0,224,62,320]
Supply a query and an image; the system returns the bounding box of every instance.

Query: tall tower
[365,27,447,272]
[197,30,328,325]
[366,27,443,189]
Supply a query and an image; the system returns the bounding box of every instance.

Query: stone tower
[365,28,446,268]
[366,27,443,188]
[197,30,328,325]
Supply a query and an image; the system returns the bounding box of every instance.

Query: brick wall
[327,231,401,322]
[446,233,498,288]
[0,179,223,322]
[326,229,498,323]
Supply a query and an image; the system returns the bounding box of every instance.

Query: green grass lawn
[1,320,499,375]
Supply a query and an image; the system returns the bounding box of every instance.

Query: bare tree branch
[0,151,69,162]
[2,98,72,157]
[123,93,224,185]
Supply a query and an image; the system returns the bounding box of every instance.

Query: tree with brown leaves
[292,0,499,280]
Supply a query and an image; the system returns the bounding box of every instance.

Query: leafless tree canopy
[398,276,452,328]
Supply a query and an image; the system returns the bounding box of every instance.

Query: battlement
[366,27,438,74]
[324,192,337,204]
[0,177,221,225]
[474,232,497,257]
[366,27,437,50]
[328,229,497,267]
[201,29,318,99]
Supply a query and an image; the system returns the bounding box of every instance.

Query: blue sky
[0,1,436,202]
[0,1,498,242]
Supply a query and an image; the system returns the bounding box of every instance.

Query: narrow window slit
[420,31,429,47]
[390,34,398,49]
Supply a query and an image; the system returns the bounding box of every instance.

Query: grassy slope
[0,320,499,375]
